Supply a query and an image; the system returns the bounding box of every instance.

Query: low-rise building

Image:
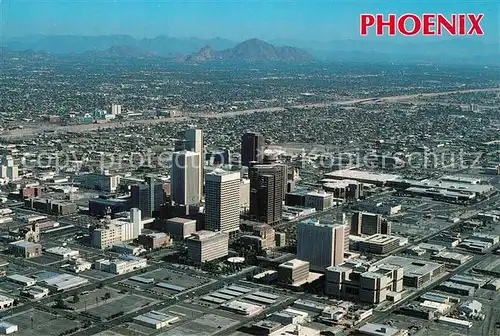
[0,295,14,310]
[94,255,147,275]
[357,323,407,336]
[133,311,179,329]
[373,256,445,288]
[6,274,36,287]
[68,258,92,273]
[45,246,80,260]
[325,260,403,304]
[111,243,145,256]
[21,285,49,299]
[304,190,334,211]
[278,259,310,285]
[163,217,197,239]
[431,251,472,265]
[219,300,264,316]
[39,273,89,292]
[137,232,172,249]
[9,240,42,259]
[0,322,18,335]
[358,234,401,254]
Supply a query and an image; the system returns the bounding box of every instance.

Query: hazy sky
[0,0,498,41]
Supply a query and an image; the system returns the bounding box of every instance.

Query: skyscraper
[175,129,204,195]
[350,211,383,236]
[171,151,201,205]
[248,164,284,225]
[204,169,241,233]
[130,178,164,219]
[297,219,347,272]
[241,132,264,167]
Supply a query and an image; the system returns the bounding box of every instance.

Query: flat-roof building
[94,255,147,275]
[9,240,42,259]
[374,256,445,288]
[39,273,89,292]
[278,259,310,286]
[164,217,197,239]
[357,323,406,336]
[325,260,403,304]
[45,246,79,260]
[358,234,401,255]
[133,311,179,329]
[219,300,264,316]
[297,219,347,272]
[186,230,229,263]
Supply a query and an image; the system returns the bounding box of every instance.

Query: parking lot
[3,309,81,336]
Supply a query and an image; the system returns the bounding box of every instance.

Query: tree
[103,292,111,301]
[72,294,80,303]
[97,282,104,289]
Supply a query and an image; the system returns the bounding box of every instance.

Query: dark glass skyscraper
[241,132,264,167]
[248,164,284,225]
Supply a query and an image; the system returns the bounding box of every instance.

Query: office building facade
[249,164,284,225]
[205,169,241,233]
[241,132,264,167]
[171,151,201,205]
[297,219,347,272]
[186,231,229,263]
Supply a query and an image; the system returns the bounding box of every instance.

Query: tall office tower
[249,164,284,225]
[241,132,264,167]
[175,129,204,195]
[350,211,382,236]
[184,129,204,195]
[297,219,347,272]
[130,178,164,219]
[130,208,143,238]
[204,169,241,233]
[171,151,201,206]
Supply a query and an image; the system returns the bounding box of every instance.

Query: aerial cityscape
[0,1,499,336]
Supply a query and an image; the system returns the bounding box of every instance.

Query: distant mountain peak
[184,38,313,62]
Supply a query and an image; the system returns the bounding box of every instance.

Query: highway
[1,87,498,139]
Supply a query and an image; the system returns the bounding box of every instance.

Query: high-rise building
[351,211,383,236]
[130,179,164,219]
[175,129,204,195]
[110,104,122,115]
[249,164,284,225]
[184,129,204,194]
[297,219,347,272]
[205,169,241,233]
[130,208,143,238]
[241,132,264,167]
[171,151,201,205]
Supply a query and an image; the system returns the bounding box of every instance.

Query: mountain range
[1,34,499,63]
[184,39,313,62]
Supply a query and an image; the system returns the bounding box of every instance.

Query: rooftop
[279,258,309,269]
[374,256,443,277]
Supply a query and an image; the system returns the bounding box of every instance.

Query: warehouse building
[133,311,179,329]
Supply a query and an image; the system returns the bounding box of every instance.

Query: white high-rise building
[130,208,143,238]
[184,128,204,196]
[0,155,19,181]
[111,104,122,115]
[205,169,241,233]
[171,151,201,205]
[297,219,347,272]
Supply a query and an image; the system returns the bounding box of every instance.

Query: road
[1,87,498,139]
